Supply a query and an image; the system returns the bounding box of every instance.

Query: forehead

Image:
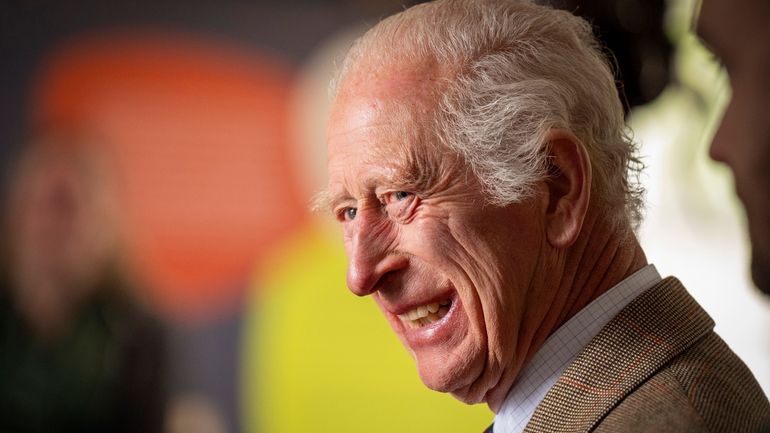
[326,93,433,197]
[337,55,445,102]
[326,60,448,188]
[328,95,427,156]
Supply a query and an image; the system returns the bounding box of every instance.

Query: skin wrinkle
[344,205,396,294]
[465,228,556,406]
[448,170,536,403]
[411,219,476,371]
[572,214,612,293]
[552,203,597,324]
[558,215,617,328]
[573,219,611,299]
[441,246,504,402]
[511,231,553,363]
[527,254,569,361]
[443,214,503,395]
[388,140,465,200]
[519,136,593,352]
[554,214,598,327]
[481,196,547,406]
[386,195,420,225]
[584,218,637,300]
[323,85,463,219]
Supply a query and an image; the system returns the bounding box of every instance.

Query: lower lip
[399,293,465,349]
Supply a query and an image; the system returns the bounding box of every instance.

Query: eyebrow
[310,188,336,214]
[311,186,371,215]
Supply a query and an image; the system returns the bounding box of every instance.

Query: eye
[382,191,419,223]
[393,191,412,201]
[342,207,357,222]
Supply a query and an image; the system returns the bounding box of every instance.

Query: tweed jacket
[491,277,770,433]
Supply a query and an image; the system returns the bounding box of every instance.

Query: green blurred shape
[242,225,491,433]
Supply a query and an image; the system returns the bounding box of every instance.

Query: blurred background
[0,0,767,432]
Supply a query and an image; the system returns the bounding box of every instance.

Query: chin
[413,347,489,404]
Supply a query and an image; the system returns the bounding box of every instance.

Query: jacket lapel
[523,277,714,433]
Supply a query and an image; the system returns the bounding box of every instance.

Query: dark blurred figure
[698,0,770,296]
[0,134,166,433]
[553,0,672,113]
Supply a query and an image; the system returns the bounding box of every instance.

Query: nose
[345,211,408,296]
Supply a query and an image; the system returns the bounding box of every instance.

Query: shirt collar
[493,264,662,433]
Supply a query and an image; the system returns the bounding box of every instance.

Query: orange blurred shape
[30,31,307,321]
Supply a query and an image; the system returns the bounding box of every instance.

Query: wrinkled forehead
[328,59,448,156]
[335,53,449,104]
[324,61,464,207]
[328,96,427,145]
[326,92,442,190]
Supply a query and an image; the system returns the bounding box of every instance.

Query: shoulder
[596,330,770,433]
[667,332,770,433]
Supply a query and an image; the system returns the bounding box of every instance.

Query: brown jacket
[519,277,770,433]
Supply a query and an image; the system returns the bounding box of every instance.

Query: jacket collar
[524,277,714,433]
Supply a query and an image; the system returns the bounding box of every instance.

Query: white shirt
[493,265,662,433]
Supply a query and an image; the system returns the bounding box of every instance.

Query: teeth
[399,303,439,321]
[398,301,451,329]
[417,306,428,318]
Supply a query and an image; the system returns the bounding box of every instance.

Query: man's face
[699,0,770,293]
[325,64,549,404]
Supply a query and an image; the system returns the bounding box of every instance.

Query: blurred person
[698,0,770,295]
[321,0,770,432]
[0,135,166,433]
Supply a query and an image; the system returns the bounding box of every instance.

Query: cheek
[342,212,399,247]
[409,214,509,316]
[721,61,770,161]
[400,216,478,281]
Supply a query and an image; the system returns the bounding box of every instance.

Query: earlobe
[542,129,591,249]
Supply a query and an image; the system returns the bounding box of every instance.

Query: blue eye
[394,191,412,201]
[344,207,357,221]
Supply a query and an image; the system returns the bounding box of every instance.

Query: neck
[550,213,647,332]
[486,209,647,412]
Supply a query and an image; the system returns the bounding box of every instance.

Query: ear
[541,129,591,249]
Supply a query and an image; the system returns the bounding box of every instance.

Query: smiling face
[699,0,770,293]
[325,62,550,405]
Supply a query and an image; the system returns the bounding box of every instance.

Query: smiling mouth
[397,299,452,329]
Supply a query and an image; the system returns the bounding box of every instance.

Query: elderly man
[323,0,770,432]
[698,0,770,296]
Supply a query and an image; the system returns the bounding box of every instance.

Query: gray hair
[333,0,644,230]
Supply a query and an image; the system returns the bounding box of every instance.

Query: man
[322,0,770,432]
[698,0,770,295]
[0,136,166,433]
